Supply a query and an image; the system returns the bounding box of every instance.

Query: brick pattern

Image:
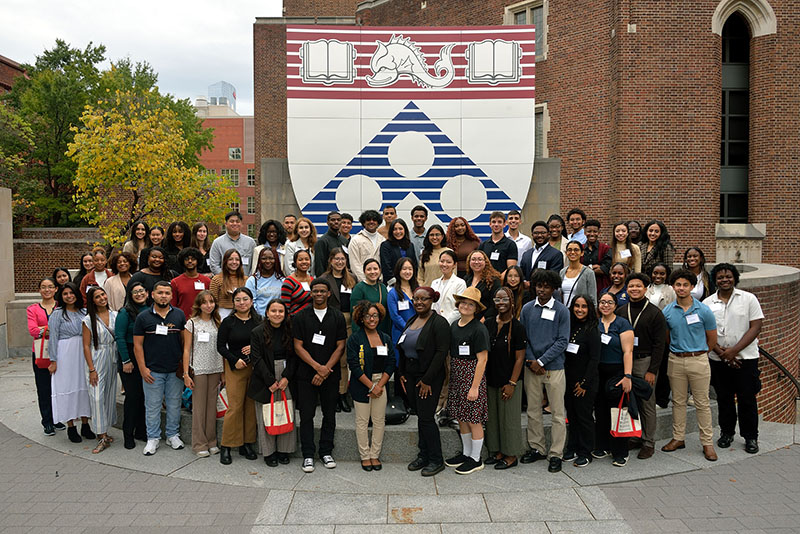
[0,55,25,93]
[285,0,361,17]
[13,228,102,293]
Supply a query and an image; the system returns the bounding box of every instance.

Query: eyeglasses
[131,289,147,295]
[598,301,615,306]
[364,313,380,320]
[493,297,510,304]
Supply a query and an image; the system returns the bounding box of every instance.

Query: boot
[340,394,351,413]
[220,446,232,465]
[81,424,96,440]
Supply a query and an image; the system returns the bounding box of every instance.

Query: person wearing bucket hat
[444,286,490,475]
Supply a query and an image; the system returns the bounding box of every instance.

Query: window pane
[515,11,527,24]
[535,111,543,159]
[721,142,726,166]
[727,142,749,166]
[727,194,748,220]
[532,7,543,56]
[728,117,748,140]
[728,91,749,114]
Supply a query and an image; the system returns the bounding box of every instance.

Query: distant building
[0,54,26,93]
[208,81,237,112]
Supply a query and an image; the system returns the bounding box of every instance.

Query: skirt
[51,336,91,424]
[86,343,118,434]
[447,357,488,424]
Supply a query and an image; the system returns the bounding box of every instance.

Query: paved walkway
[1,356,797,533]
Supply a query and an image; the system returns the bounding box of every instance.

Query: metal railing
[759,347,800,399]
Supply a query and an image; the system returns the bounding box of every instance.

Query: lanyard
[626,299,649,330]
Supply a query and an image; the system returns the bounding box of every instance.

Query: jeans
[142,371,183,440]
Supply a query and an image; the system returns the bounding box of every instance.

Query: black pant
[296,373,339,458]
[118,348,147,440]
[565,379,596,459]
[710,359,761,439]
[405,363,444,464]
[655,353,671,406]
[594,363,629,459]
[32,353,53,428]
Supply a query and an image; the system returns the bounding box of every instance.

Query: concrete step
[114,395,718,462]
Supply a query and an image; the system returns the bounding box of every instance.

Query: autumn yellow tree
[68,90,236,247]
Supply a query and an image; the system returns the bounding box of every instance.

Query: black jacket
[397,312,451,385]
[604,375,653,419]
[346,328,395,403]
[520,244,564,279]
[247,326,296,404]
[379,241,417,284]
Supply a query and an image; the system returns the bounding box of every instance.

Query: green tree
[67,90,236,247]
[0,103,37,224]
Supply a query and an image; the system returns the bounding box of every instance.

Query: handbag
[263,389,294,435]
[385,395,409,425]
[216,387,229,418]
[610,392,642,438]
[34,336,50,369]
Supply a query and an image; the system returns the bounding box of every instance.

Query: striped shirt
[281,275,313,316]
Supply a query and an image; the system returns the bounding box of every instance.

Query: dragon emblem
[366,34,455,88]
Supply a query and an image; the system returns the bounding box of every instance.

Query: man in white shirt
[208,211,256,275]
[505,210,532,258]
[566,208,587,245]
[703,263,764,454]
[348,210,386,282]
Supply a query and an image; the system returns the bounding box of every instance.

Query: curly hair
[465,249,501,287]
[445,217,480,249]
[352,300,386,327]
[108,251,138,274]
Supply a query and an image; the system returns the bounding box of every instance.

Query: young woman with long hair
[418,224,453,286]
[190,222,212,273]
[252,220,288,275]
[123,221,151,257]
[463,249,502,318]
[246,247,284,316]
[129,246,175,293]
[380,219,418,284]
[27,277,61,436]
[284,217,317,277]
[640,220,674,276]
[611,221,642,273]
[501,265,530,319]
[445,217,480,279]
[351,258,391,336]
[683,247,714,300]
[281,249,314,316]
[210,248,247,319]
[114,281,149,448]
[165,221,192,274]
[78,247,112,299]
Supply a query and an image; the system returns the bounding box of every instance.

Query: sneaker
[445,453,470,467]
[548,457,562,473]
[54,423,66,431]
[591,449,610,459]
[408,457,427,471]
[302,458,315,472]
[612,456,628,467]
[143,439,159,456]
[209,446,220,455]
[43,424,55,436]
[196,450,210,458]
[455,457,484,475]
[321,455,336,469]
[166,435,185,450]
[421,462,445,477]
[574,456,591,468]
[562,450,576,461]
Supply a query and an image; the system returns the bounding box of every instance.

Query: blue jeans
[142,371,183,440]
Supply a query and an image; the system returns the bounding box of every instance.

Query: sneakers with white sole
[166,435,185,450]
[302,458,315,472]
[321,455,337,469]
[143,439,159,456]
[209,446,220,455]
[196,450,210,458]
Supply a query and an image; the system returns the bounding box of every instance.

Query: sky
[0,0,283,115]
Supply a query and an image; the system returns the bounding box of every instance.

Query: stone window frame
[535,103,549,159]
[504,0,548,60]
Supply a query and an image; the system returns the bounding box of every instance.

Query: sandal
[92,437,111,454]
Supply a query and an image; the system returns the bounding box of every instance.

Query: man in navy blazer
[520,221,564,279]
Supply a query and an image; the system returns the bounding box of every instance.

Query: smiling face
[532,224,548,246]
[363,305,381,331]
[92,252,107,271]
[715,269,736,292]
[259,250,275,273]
[200,294,216,316]
[505,268,521,289]
[507,213,521,231]
[295,251,311,273]
[413,288,433,314]
[61,287,77,307]
[651,265,668,285]
[672,277,694,298]
[233,292,252,314]
[172,226,185,243]
[149,228,164,246]
[598,295,616,317]
[81,254,94,271]
[628,221,641,241]
[535,282,556,303]
[585,225,599,244]
[339,218,353,235]
[399,260,414,282]
[148,250,165,270]
[39,279,56,300]
[412,209,427,230]
[627,278,646,301]
[225,215,242,236]
[311,283,330,306]
[195,225,208,242]
[566,242,583,263]
[568,213,584,232]
[438,253,455,276]
[225,252,241,273]
[453,218,466,236]
[130,285,148,305]
[327,213,341,232]
[55,270,70,286]
[92,288,108,309]
[182,255,198,271]
[647,224,661,244]
[685,249,701,268]
[469,252,486,273]
[134,224,146,240]
[613,224,628,244]
[573,297,590,321]
[392,222,406,241]
[427,228,443,247]
[297,220,311,240]
[548,219,564,240]
[115,255,131,274]
[364,261,381,283]
[489,216,505,234]
[330,252,347,273]
[610,264,626,286]
[493,288,511,314]
[363,217,380,233]
[267,301,286,327]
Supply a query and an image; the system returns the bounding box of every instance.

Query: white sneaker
[197,450,210,458]
[166,435,185,450]
[302,458,315,472]
[321,455,337,469]
[209,446,220,455]
[143,439,159,456]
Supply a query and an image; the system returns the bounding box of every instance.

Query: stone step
[115,396,718,462]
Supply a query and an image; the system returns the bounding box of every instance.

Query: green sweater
[350,281,391,336]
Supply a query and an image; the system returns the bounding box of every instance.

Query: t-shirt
[171,273,212,318]
[133,305,186,373]
[484,315,526,388]
[450,317,490,361]
[598,316,633,365]
[478,235,518,272]
[292,305,348,380]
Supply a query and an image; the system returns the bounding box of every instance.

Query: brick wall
[13,228,101,292]
[285,0,361,17]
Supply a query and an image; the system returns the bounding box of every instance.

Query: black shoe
[484,454,502,465]
[444,453,469,467]
[455,457,484,475]
[408,457,427,471]
[335,397,342,413]
[371,460,382,471]
[240,443,258,460]
[562,450,576,461]
[361,461,373,472]
[135,433,148,442]
[67,426,82,443]
[124,435,136,450]
[494,457,518,470]
[340,394,352,413]
[43,424,55,436]
[278,452,290,464]
[54,423,66,431]
[745,438,759,454]
[548,457,562,473]
[265,453,279,467]
[717,433,734,448]
[421,462,445,477]
[81,424,96,440]
[521,449,547,464]
[220,446,232,465]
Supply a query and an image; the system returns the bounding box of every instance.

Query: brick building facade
[0,54,25,93]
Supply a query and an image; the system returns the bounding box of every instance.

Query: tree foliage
[0,103,37,222]
[67,90,235,247]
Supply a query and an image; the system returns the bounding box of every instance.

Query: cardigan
[103,274,129,312]
[209,273,247,311]
[558,264,598,308]
[26,303,52,353]
[79,269,113,299]
[114,304,148,364]
[397,312,451,385]
[247,326,296,404]
[379,240,418,284]
[351,281,391,335]
[346,328,396,403]
[283,239,315,277]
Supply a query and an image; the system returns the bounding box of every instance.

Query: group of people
[26,206,765,475]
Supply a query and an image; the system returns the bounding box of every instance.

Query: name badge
[686,313,701,325]
[633,336,639,347]
[541,308,556,321]
[398,300,410,311]
[537,261,547,269]
[198,332,210,343]
[376,346,388,356]
[341,245,349,255]
[601,334,612,345]
[490,251,500,261]
[312,333,326,345]
[156,324,169,336]
[194,281,205,290]
[242,256,250,265]
[301,282,310,292]
[620,249,632,259]
[458,345,471,356]
[340,284,352,294]
[398,334,406,344]
[566,342,580,354]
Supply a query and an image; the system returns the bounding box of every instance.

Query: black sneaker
[43,424,55,436]
[444,453,469,467]
[54,423,66,431]
[548,457,562,473]
[574,456,591,468]
[521,449,547,463]
[81,424,96,440]
[591,449,609,459]
[612,456,628,467]
[408,457,427,471]
[455,457,484,475]
[421,462,444,477]
[562,450,576,461]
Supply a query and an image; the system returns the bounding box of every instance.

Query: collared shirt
[506,230,533,258]
[703,288,764,360]
[662,297,716,353]
[410,230,426,261]
[133,304,186,373]
[567,228,587,245]
[529,243,548,268]
[478,235,518,272]
[520,296,570,370]
[208,232,256,275]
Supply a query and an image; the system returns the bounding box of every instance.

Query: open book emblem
[299,39,357,85]
[466,39,523,85]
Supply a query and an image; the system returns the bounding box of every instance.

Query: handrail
[759,347,800,399]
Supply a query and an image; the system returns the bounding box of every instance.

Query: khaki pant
[667,353,713,445]
[632,357,657,447]
[220,361,257,447]
[340,312,352,394]
[191,372,222,453]
[353,373,387,460]
[524,367,566,458]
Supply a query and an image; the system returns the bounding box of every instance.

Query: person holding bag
[248,299,297,466]
[27,277,62,436]
[347,301,395,471]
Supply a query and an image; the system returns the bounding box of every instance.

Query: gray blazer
[558,264,597,308]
